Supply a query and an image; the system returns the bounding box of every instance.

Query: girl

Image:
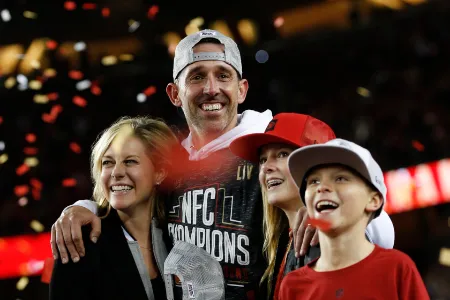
[229,113,394,299]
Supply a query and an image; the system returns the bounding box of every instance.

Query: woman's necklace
[139,244,152,251]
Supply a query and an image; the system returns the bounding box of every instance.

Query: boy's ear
[365,191,383,213]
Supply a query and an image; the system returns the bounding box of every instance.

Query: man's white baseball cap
[173,29,242,80]
[164,241,225,300]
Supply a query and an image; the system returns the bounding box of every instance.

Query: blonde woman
[229,113,395,299]
[50,116,180,300]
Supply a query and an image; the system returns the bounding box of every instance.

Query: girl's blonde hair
[90,116,179,223]
[260,188,289,297]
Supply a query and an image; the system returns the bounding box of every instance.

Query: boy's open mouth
[315,200,339,213]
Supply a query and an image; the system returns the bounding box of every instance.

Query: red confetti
[41,257,54,284]
[42,104,62,123]
[14,185,29,197]
[147,5,159,20]
[101,7,110,17]
[16,164,30,176]
[307,217,332,231]
[42,113,55,123]
[31,182,41,200]
[50,104,63,115]
[82,3,97,10]
[30,178,43,190]
[68,70,83,80]
[46,40,58,50]
[70,142,82,154]
[64,1,76,10]
[47,92,59,101]
[32,188,41,201]
[25,133,36,143]
[73,96,87,107]
[412,140,425,152]
[91,85,102,95]
[24,147,38,155]
[62,178,77,187]
[143,85,157,97]
[0,116,3,125]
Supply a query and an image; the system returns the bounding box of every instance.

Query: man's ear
[237,79,249,105]
[166,83,182,107]
[365,191,383,213]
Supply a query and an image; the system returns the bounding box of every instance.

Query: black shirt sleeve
[49,228,98,300]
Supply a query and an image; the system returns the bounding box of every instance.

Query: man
[51,29,394,299]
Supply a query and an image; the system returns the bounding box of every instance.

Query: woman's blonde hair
[90,116,179,223]
[260,188,289,297]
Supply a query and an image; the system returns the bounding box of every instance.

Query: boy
[280,138,429,299]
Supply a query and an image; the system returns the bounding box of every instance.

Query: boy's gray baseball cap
[288,138,387,218]
[287,138,396,249]
[173,29,242,80]
[164,240,225,300]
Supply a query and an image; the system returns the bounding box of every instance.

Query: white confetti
[128,21,140,33]
[1,9,11,22]
[137,93,146,103]
[74,41,86,52]
[16,74,28,86]
[76,80,91,91]
[18,197,28,207]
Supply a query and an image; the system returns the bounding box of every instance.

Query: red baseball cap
[229,113,336,163]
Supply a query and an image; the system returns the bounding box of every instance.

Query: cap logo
[375,176,382,186]
[265,119,278,133]
[187,281,195,298]
[199,31,216,37]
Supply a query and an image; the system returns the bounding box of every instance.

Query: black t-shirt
[151,275,167,299]
[166,148,267,300]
